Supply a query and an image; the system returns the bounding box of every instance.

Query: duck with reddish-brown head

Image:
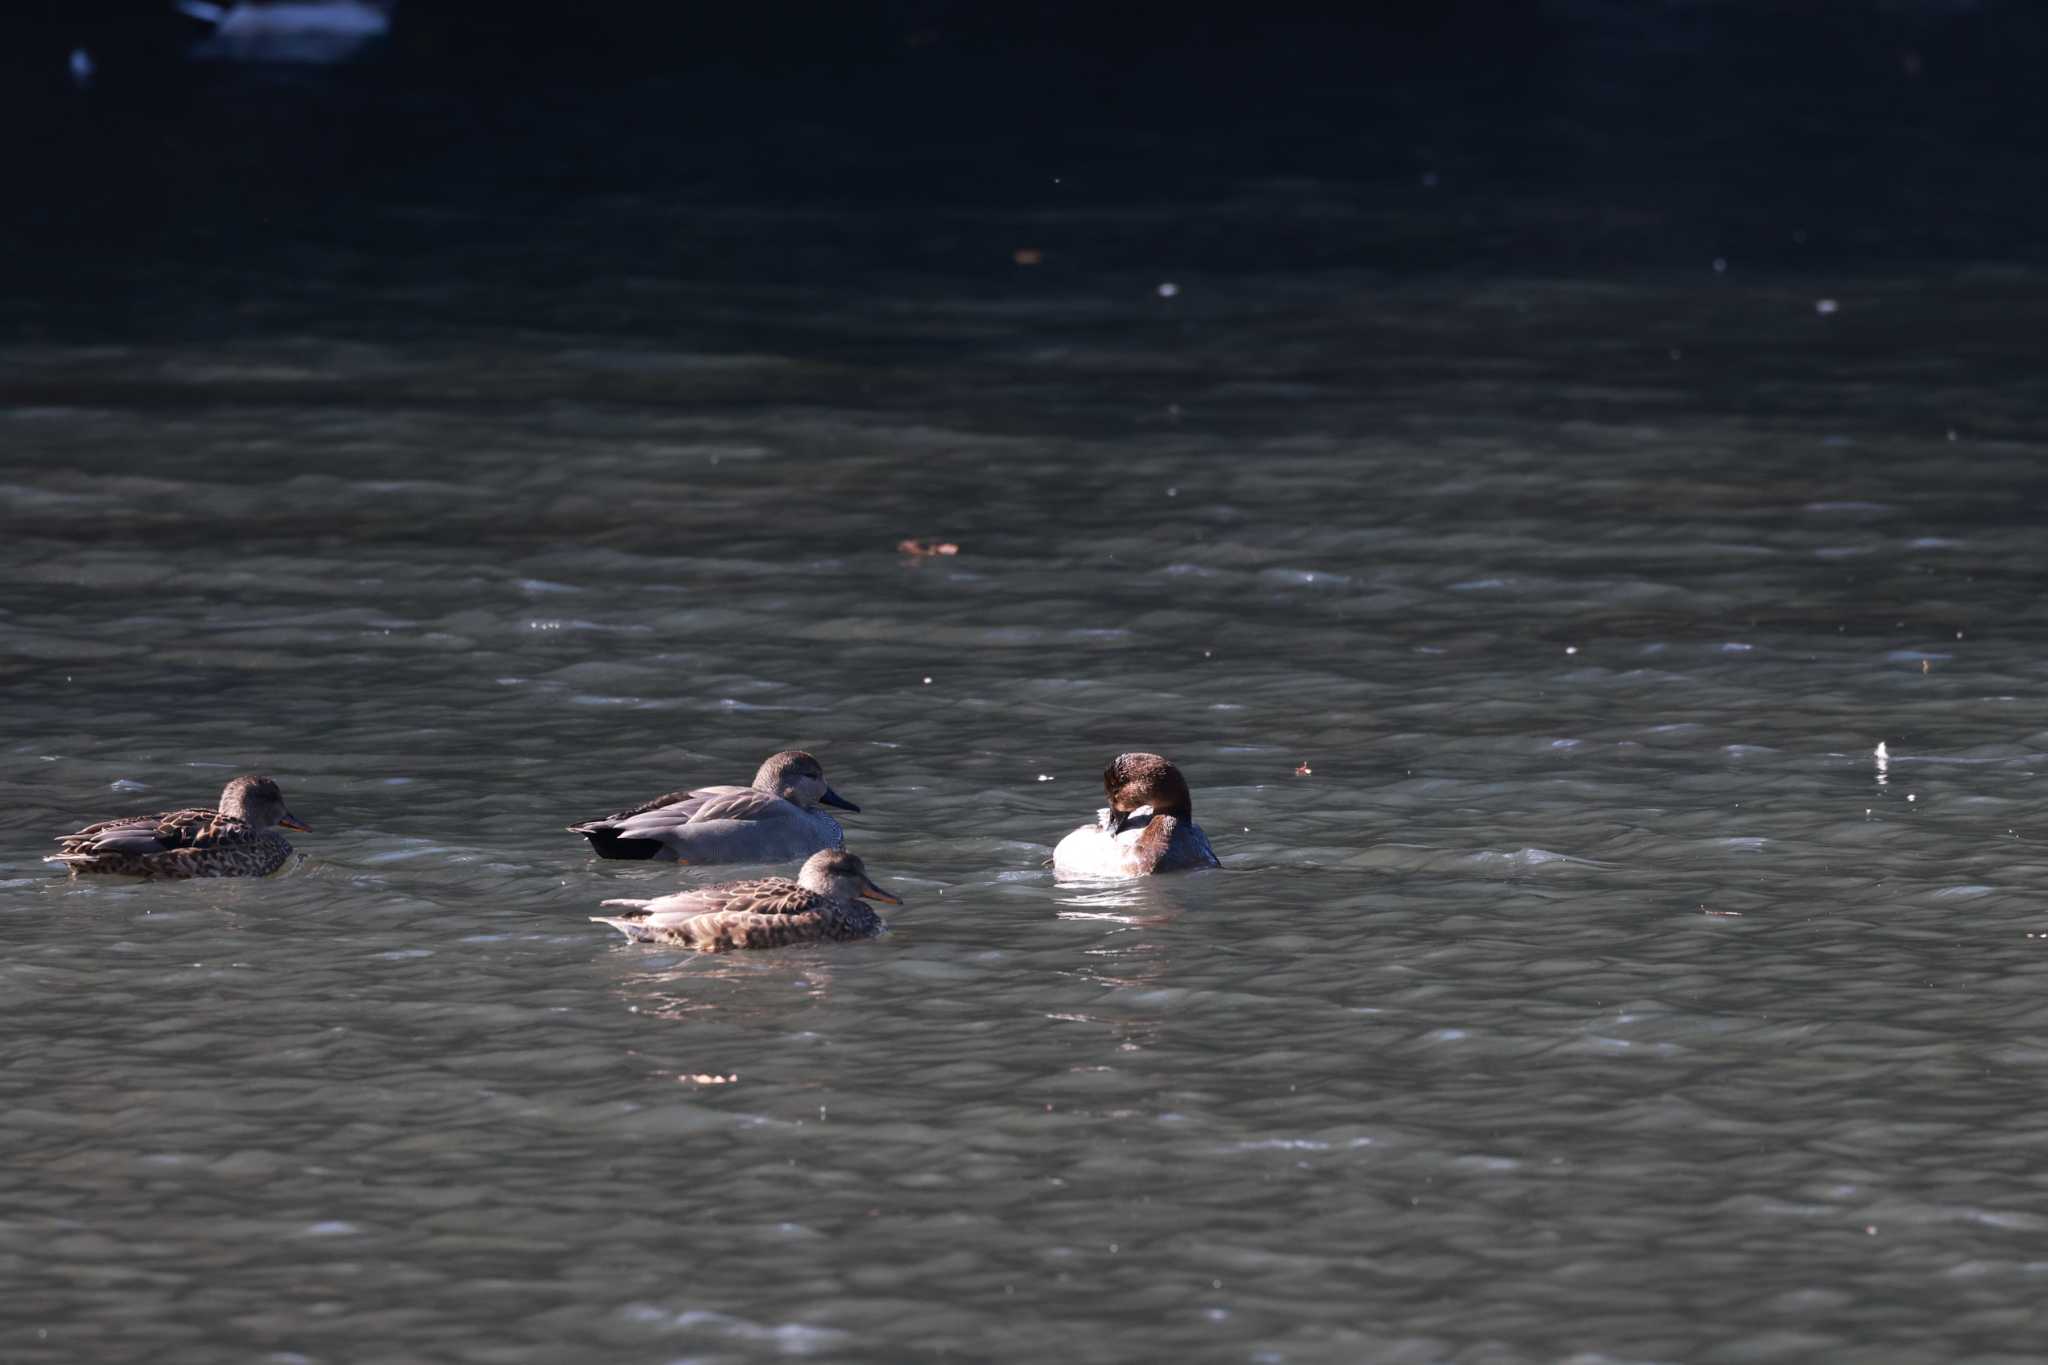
[1052,752,1221,879]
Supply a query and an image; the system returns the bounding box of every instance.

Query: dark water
[6,18,2048,1362]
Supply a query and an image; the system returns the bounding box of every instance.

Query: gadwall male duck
[48,774,312,879]
[1052,752,1221,878]
[590,848,902,952]
[568,749,859,864]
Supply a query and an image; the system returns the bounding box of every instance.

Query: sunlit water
[6,58,2048,1365]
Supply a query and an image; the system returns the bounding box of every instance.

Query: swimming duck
[48,774,312,879]
[567,749,859,864]
[1052,752,1221,878]
[590,848,902,952]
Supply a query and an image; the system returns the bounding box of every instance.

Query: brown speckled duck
[567,749,858,864]
[590,849,902,952]
[48,774,312,879]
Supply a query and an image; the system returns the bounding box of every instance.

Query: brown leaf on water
[897,539,961,557]
[1295,762,1313,776]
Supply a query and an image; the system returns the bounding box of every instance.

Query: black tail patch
[579,828,666,861]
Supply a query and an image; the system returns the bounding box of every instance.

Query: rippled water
[7,45,2048,1364]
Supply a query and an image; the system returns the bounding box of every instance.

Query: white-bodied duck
[567,749,858,864]
[1052,752,1221,878]
[590,848,902,952]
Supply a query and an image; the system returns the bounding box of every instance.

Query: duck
[590,849,903,952]
[567,749,859,864]
[48,774,312,879]
[1052,752,1221,878]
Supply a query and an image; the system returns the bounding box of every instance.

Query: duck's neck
[1129,813,1180,870]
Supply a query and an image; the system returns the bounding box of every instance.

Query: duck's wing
[666,788,790,825]
[591,876,822,941]
[713,878,832,917]
[591,786,708,824]
[570,785,763,835]
[55,806,231,855]
[664,902,880,951]
[602,877,820,923]
[607,789,796,840]
[598,895,880,952]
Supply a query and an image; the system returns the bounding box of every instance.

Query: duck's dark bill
[1109,805,1153,834]
[819,789,860,812]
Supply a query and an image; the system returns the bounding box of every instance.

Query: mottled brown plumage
[48,775,312,879]
[590,849,902,952]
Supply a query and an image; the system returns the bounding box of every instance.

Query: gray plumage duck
[590,849,902,952]
[48,774,312,879]
[567,749,858,864]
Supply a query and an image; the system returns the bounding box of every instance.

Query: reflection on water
[6,37,2048,1363]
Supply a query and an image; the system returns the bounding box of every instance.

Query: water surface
[5,48,2048,1365]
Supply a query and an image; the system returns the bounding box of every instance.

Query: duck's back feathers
[650,787,794,826]
[601,875,829,922]
[589,874,884,952]
[583,787,703,826]
[50,808,293,878]
[566,787,719,856]
[570,786,844,864]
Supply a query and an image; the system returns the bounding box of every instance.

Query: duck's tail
[590,913,655,942]
[569,823,668,860]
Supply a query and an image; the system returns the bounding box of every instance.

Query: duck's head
[754,749,859,812]
[795,849,901,904]
[219,774,311,832]
[1102,752,1194,834]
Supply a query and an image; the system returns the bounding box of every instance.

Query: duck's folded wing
[647,907,849,951]
[717,880,829,917]
[592,786,708,824]
[582,785,759,835]
[56,813,155,845]
[592,879,829,946]
[607,788,789,838]
[603,877,810,927]
[57,807,218,854]
[668,788,786,825]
